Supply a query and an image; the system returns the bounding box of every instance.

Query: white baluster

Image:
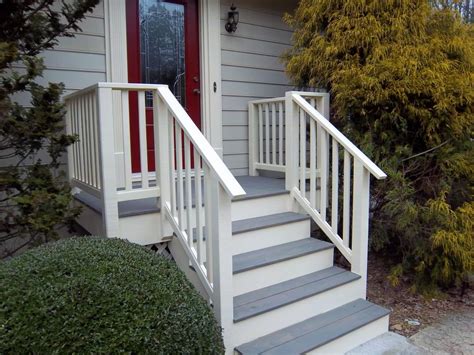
[310,119,316,208]
[278,102,283,165]
[272,103,276,164]
[194,150,204,266]
[175,121,184,227]
[121,91,132,191]
[320,126,328,220]
[184,137,193,247]
[169,115,177,218]
[331,139,339,234]
[299,108,306,194]
[265,103,270,164]
[138,91,149,189]
[258,104,263,164]
[343,151,351,247]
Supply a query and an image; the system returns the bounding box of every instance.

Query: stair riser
[232,220,311,255]
[231,279,364,347]
[307,315,389,354]
[232,194,290,220]
[233,248,334,296]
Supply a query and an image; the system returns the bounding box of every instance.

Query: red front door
[126,0,201,172]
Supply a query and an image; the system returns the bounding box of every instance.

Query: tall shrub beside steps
[284,0,473,291]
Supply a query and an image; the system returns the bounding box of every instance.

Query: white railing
[249,92,386,294]
[65,83,160,204]
[65,83,245,349]
[248,92,329,177]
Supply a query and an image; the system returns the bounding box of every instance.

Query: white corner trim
[199,0,223,157]
[104,0,128,82]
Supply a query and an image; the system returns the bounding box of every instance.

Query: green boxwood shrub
[0,237,224,354]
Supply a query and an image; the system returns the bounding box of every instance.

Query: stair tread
[235,299,390,354]
[232,212,309,235]
[233,238,333,275]
[233,266,360,322]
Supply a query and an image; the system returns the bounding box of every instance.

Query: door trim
[104,0,223,154]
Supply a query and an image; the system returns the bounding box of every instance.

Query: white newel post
[208,174,234,352]
[351,160,371,298]
[248,102,258,176]
[97,86,119,237]
[285,92,299,191]
[154,90,173,238]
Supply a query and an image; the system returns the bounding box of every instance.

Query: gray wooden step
[193,212,309,242]
[233,212,309,235]
[235,298,390,354]
[233,266,360,322]
[233,238,334,275]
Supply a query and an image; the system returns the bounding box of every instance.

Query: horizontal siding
[6,1,107,170]
[11,1,106,108]
[220,1,296,175]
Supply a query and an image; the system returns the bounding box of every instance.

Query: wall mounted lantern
[225,4,239,33]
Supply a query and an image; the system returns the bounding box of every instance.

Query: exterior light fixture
[225,4,239,33]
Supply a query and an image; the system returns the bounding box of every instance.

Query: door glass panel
[139,0,185,107]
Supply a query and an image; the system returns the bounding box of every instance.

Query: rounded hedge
[0,237,224,354]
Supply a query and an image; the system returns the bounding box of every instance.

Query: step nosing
[233,239,334,275]
[262,305,375,354]
[235,299,391,354]
[232,213,310,235]
[233,272,361,322]
[234,267,348,308]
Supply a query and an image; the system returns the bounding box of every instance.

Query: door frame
[103,0,223,156]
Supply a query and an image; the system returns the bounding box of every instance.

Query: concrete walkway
[347,309,474,354]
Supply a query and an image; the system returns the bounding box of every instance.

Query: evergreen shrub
[0,237,224,354]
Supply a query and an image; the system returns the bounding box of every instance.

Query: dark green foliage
[0,0,99,257]
[0,237,224,354]
[284,0,473,291]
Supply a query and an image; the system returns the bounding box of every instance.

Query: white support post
[208,173,234,353]
[154,91,173,238]
[248,102,258,176]
[285,92,299,191]
[351,160,371,298]
[97,86,119,237]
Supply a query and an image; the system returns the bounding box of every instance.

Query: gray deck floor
[75,175,286,218]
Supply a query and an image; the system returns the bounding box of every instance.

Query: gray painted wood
[233,238,334,275]
[193,212,309,242]
[235,299,390,354]
[233,268,360,322]
[232,212,309,235]
[74,176,288,217]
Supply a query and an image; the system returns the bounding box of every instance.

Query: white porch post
[248,102,258,176]
[351,160,371,299]
[285,92,299,191]
[97,86,119,237]
[154,91,173,238]
[208,173,234,352]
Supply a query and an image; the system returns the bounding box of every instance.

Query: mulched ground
[366,253,474,337]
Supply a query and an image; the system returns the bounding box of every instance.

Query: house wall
[220,0,298,176]
[12,1,107,108]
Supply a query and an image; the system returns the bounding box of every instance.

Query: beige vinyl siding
[220,1,297,176]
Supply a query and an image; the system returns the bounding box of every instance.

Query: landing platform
[74,176,286,218]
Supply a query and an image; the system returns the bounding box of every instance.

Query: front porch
[64,82,388,353]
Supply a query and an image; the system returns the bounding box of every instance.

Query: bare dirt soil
[366,253,473,337]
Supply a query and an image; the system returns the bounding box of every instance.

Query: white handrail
[291,93,387,180]
[157,87,245,198]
